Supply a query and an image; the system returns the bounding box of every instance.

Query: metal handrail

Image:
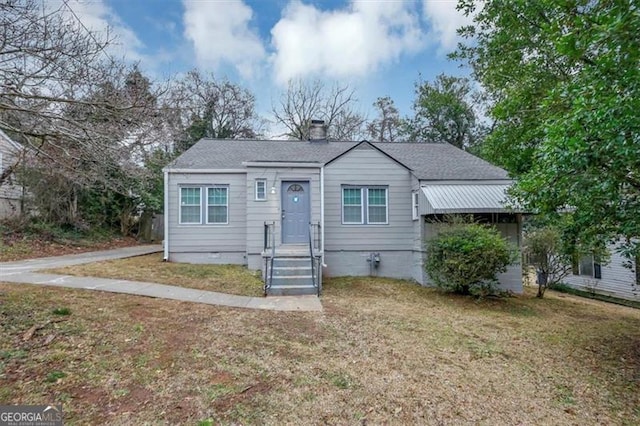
[308,222,323,296]
[263,222,276,295]
[308,222,317,295]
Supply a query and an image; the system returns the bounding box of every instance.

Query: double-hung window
[573,254,602,279]
[342,186,388,224]
[179,185,229,225]
[412,191,419,220]
[179,187,201,224]
[207,187,228,224]
[255,179,266,201]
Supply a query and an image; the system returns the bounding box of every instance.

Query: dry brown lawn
[46,253,264,297]
[1,277,639,425]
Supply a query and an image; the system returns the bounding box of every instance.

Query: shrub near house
[425,223,515,297]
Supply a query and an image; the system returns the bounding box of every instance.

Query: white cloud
[270,0,425,84]
[422,0,474,52]
[54,0,145,62]
[182,0,266,79]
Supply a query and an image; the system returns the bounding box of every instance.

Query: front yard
[1,274,639,424]
[46,253,264,297]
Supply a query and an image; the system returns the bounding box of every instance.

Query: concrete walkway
[0,246,323,312]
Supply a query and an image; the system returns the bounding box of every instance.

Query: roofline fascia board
[324,140,412,171]
[431,208,516,214]
[241,161,323,168]
[420,179,513,185]
[163,168,246,174]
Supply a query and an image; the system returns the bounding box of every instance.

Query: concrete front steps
[266,257,318,296]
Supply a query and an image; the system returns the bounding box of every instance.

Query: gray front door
[281,181,310,244]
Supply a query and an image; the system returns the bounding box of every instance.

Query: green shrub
[425,223,515,296]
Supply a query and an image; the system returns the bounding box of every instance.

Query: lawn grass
[46,253,265,297]
[1,277,639,424]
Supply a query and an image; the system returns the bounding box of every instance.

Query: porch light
[270,186,277,195]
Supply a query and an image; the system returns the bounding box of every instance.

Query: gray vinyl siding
[564,246,639,301]
[167,172,247,255]
[324,145,414,251]
[245,167,321,257]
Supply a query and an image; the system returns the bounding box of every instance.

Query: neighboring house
[564,248,639,302]
[163,123,522,296]
[0,129,24,218]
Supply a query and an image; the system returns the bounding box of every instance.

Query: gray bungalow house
[164,125,522,296]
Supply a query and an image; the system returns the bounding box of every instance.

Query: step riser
[270,277,314,286]
[272,269,312,277]
[267,286,317,296]
[272,259,313,268]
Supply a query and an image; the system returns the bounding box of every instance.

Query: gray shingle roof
[168,139,509,181]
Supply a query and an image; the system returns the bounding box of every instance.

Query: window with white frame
[179,187,201,224]
[179,185,229,225]
[207,187,228,224]
[573,254,602,279]
[255,179,266,201]
[412,191,419,220]
[342,186,388,224]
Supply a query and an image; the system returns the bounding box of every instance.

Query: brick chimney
[308,119,327,142]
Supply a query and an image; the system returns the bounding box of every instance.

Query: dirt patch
[0,235,140,261]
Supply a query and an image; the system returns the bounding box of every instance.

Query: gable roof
[167,138,509,180]
[324,140,412,171]
[374,142,508,180]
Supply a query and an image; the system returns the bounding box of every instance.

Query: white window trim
[575,254,602,279]
[412,191,419,220]
[206,186,229,225]
[341,186,389,225]
[342,187,364,224]
[367,187,389,225]
[179,187,202,225]
[255,179,267,201]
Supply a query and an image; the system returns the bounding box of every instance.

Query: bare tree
[171,70,264,152]
[366,96,403,142]
[0,0,159,189]
[272,79,365,140]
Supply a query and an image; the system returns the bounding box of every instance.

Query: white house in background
[564,248,639,302]
[163,121,523,296]
[0,129,24,217]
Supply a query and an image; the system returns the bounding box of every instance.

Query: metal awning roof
[421,184,516,214]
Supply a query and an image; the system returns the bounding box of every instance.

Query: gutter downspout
[320,165,326,267]
[163,170,169,261]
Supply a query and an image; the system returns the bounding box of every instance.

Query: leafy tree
[454,0,640,260]
[425,223,515,297]
[523,226,573,298]
[405,74,482,148]
[272,79,365,141]
[367,96,403,142]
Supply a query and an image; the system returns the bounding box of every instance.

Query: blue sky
[67,0,474,134]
